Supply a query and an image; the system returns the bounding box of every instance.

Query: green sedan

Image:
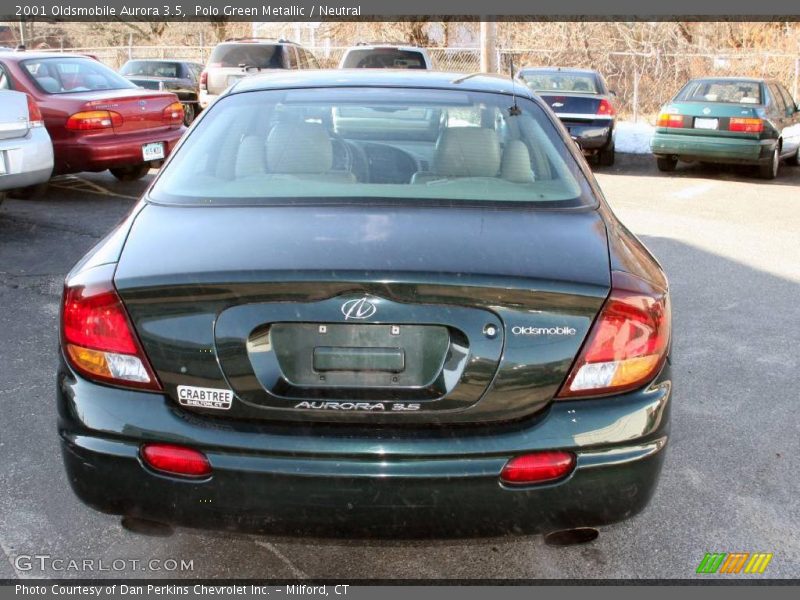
[651,77,800,179]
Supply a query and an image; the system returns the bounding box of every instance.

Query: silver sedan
[0,89,53,201]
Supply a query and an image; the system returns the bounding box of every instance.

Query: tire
[656,156,677,172]
[7,182,49,199]
[110,163,152,182]
[759,147,779,180]
[597,143,615,166]
[182,102,196,126]
[788,146,800,167]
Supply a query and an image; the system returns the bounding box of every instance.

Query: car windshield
[521,72,599,94]
[209,44,283,69]
[21,57,136,94]
[675,79,762,104]
[150,87,592,207]
[120,61,181,78]
[342,49,427,69]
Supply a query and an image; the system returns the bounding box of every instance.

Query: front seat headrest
[501,140,535,183]
[267,122,333,174]
[432,127,501,178]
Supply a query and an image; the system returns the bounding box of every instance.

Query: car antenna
[508,55,521,116]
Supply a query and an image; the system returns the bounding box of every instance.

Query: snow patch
[614,121,655,154]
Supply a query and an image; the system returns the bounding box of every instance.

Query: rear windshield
[209,44,284,69]
[676,79,762,104]
[120,61,182,78]
[342,49,427,69]
[150,88,593,208]
[21,57,135,94]
[521,71,599,94]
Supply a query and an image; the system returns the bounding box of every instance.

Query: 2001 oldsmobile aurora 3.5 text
[58,70,672,536]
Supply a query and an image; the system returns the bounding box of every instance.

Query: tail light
[656,113,684,128]
[61,265,161,391]
[500,451,576,485]
[141,444,211,478]
[65,110,123,131]
[26,95,44,128]
[597,99,616,117]
[729,117,763,133]
[162,101,184,125]
[557,271,670,398]
[199,70,208,91]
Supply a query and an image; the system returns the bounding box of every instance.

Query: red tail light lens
[199,70,208,90]
[61,265,161,391]
[162,101,184,125]
[557,271,670,398]
[500,451,576,485]
[729,117,763,133]
[141,444,211,478]
[26,94,44,127]
[657,112,684,128]
[65,110,123,131]
[597,99,616,116]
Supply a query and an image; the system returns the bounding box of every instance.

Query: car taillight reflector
[597,99,616,116]
[557,271,671,398]
[199,70,208,90]
[162,101,184,125]
[26,94,44,127]
[65,110,123,131]
[61,266,161,391]
[141,444,211,478]
[729,117,763,133]
[500,451,576,485]
[656,113,684,128]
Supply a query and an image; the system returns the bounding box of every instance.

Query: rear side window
[342,49,427,69]
[150,87,593,208]
[21,57,135,94]
[767,84,786,113]
[209,44,284,69]
[0,65,11,90]
[676,79,762,104]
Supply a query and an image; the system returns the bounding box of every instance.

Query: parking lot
[0,158,798,580]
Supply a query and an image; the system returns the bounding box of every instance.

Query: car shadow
[594,153,800,186]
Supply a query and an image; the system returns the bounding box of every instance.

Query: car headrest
[500,140,535,183]
[433,127,501,178]
[36,76,61,93]
[266,122,333,174]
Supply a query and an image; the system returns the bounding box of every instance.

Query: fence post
[632,68,640,123]
[127,34,132,61]
[794,57,799,102]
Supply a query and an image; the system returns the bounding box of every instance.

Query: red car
[0,52,185,181]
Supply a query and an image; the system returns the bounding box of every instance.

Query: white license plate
[694,118,719,130]
[227,75,245,86]
[142,142,165,162]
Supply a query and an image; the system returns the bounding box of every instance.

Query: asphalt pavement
[0,159,798,580]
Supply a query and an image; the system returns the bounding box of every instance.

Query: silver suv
[199,39,319,109]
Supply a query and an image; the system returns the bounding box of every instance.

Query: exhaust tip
[544,527,599,546]
[121,516,174,537]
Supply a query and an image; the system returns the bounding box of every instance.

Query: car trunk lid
[658,101,765,139]
[115,204,611,424]
[539,93,602,122]
[0,91,30,140]
[66,89,179,133]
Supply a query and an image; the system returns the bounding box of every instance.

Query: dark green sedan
[58,71,672,538]
[652,77,800,178]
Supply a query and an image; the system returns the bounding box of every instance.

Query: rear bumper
[651,131,773,164]
[53,126,185,174]
[58,360,671,535]
[0,127,54,191]
[559,121,613,151]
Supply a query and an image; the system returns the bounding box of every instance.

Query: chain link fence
[64,44,799,121]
